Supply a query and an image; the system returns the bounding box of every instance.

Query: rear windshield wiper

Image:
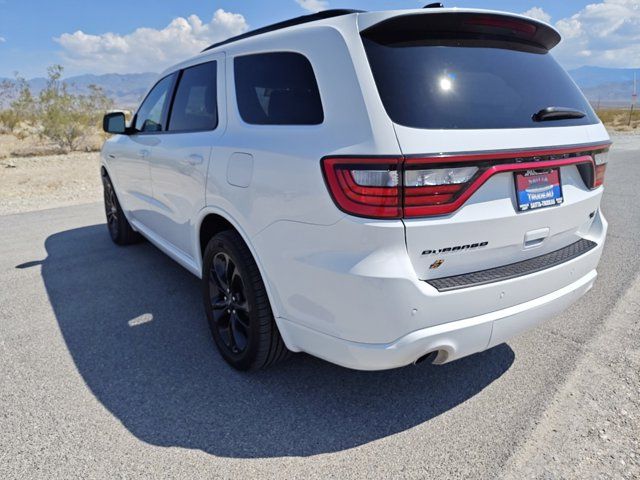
[533,107,586,122]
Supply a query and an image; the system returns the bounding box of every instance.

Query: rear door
[360,11,610,280]
[148,56,224,258]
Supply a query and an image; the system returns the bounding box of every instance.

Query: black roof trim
[202,9,364,52]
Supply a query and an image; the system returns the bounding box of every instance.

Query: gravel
[0,151,102,215]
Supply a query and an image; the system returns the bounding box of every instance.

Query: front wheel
[202,230,290,370]
[102,172,141,245]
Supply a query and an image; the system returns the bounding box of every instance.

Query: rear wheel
[102,173,141,245]
[202,230,290,370]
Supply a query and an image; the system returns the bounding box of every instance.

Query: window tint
[135,74,175,132]
[169,62,218,132]
[234,52,323,125]
[362,35,598,130]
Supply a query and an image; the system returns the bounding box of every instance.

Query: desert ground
[0,134,102,215]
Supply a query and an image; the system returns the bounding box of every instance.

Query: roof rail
[202,9,364,52]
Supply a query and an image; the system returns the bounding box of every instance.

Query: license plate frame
[514,168,564,212]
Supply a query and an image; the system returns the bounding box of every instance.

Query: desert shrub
[0,110,19,133]
[596,107,640,131]
[0,78,29,132]
[0,65,114,151]
[38,65,113,151]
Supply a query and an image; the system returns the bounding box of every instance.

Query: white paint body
[102,8,610,370]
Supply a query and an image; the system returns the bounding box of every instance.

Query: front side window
[234,52,323,125]
[135,74,175,132]
[169,62,218,132]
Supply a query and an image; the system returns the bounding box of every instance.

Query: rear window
[362,15,598,130]
[169,61,217,132]
[234,52,323,125]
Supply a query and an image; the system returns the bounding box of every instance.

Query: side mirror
[103,112,127,134]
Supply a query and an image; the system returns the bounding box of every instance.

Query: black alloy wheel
[202,230,290,370]
[208,252,251,355]
[101,172,141,245]
[104,178,119,239]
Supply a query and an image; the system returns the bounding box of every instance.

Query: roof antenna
[423,2,444,7]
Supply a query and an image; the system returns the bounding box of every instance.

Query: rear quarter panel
[205,21,400,238]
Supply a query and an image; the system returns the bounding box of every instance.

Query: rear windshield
[362,24,598,130]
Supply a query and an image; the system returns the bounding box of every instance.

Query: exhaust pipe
[414,351,438,366]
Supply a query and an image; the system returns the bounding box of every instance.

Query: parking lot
[0,136,638,479]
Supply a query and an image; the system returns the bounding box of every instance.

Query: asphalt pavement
[1,136,638,479]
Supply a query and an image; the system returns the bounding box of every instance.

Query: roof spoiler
[361,11,561,51]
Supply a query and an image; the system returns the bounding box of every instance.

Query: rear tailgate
[360,10,611,281]
[399,139,607,280]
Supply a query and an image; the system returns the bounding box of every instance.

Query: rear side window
[169,62,218,132]
[135,73,176,132]
[362,14,599,130]
[234,52,323,125]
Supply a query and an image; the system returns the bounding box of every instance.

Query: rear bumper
[277,268,597,371]
[255,206,607,369]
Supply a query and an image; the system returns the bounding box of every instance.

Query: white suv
[101,7,610,371]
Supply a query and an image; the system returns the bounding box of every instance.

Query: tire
[102,173,141,245]
[202,230,290,371]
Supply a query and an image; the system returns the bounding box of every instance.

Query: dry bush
[0,65,113,154]
[596,108,640,131]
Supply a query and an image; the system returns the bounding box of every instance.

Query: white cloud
[552,0,640,69]
[55,9,248,74]
[0,36,5,44]
[521,7,552,24]
[295,0,329,13]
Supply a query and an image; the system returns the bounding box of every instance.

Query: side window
[168,62,218,132]
[234,52,323,125]
[134,74,175,132]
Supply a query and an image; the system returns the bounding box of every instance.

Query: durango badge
[422,242,489,256]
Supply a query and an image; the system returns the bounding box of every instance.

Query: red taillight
[322,144,611,219]
[594,164,607,188]
[403,163,479,217]
[322,158,402,219]
[592,150,609,188]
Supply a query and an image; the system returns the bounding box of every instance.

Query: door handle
[138,149,150,159]
[186,154,204,166]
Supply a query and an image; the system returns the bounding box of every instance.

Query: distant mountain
[0,72,158,109]
[568,66,638,107]
[568,66,639,89]
[1,66,637,110]
[61,73,158,107]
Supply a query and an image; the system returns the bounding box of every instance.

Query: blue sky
[0,0,638,78]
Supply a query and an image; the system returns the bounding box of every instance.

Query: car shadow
[39,224,514,458]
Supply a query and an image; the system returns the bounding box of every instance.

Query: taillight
[322,158,402,219]
[593,150,609,188]
[322,144,611,219]
[403,165,479,217]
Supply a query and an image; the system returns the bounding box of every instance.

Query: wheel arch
[100,164,112,180]
[195,208,287,327]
